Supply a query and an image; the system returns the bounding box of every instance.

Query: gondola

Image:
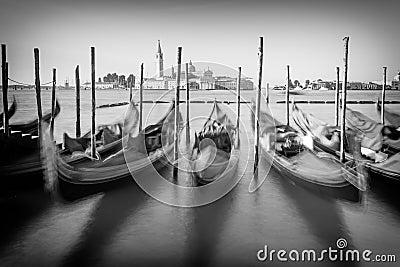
[61,101,176,163]
[49,101,177,199]
[377,100,400,129]
[190,101,239,185]
[292,103,400,183]
[63,124,121,153]
[0,99,61,192]
[0,100,148,191]
[9,100,61,135]
[0,132,44,193]
[0,96,17,128]
[252,107,362,201]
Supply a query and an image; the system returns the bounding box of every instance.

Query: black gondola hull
[57,155,169,201]
[262,151,360,202]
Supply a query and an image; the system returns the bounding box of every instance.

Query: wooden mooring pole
[129,75,134,102]
[34,48,42,143]
[139,63,144,132]
[254,37,263,173]
[50,68,56,138]
[174,47,182,177]
[75,65,81,137]
[335,66,340,126]
[4,62,9,132]
[286,65,290,125]
[265,82,269,104]
[185,62,190,144]
[1,44,9,136]
[90,47,96,159]
[236,66,241,148]
[381,66,387,124]
[340,37,349,163]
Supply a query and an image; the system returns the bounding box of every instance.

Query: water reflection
[183,170,238,266]
[0,189,51,249]
[268,157,359,267]
[368,177,400,219]
[60,179,149,267]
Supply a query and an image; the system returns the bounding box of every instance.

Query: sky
[0,0,399,86]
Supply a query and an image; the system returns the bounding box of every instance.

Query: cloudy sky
[0,0,399,86]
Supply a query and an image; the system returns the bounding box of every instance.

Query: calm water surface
[0,89,399,266]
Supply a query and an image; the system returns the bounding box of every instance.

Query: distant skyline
[1,0,400,86]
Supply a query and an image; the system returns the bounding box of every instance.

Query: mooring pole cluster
[2,34,394,188]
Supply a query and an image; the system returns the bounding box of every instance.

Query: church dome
[204,68,213,76]
[189,60,196,72]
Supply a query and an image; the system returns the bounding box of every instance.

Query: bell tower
[155,40,164,78]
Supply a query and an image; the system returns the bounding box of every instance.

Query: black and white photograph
[0,0,399,266]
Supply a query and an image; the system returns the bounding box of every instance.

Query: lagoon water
[0,89,400,266]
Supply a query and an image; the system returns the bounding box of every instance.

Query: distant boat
[277,90,303,96]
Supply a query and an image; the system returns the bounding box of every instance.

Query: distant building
[118,75,126,87]
[82,81,117,89]
[309,79,333,90]
[215,76,254,90]
[133,41,253,90]
[155,40,164,78]
[392,71,400,90]
[166,80,190,89]
[362,82,380,90]
[348,82,363,90]
[134,78,167,89]
[293,80,391,91]
[150,40,254,90]
[189,81,200,90]
[195,68,215,90]
[99,40,253,90]
[347,81,389,90]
